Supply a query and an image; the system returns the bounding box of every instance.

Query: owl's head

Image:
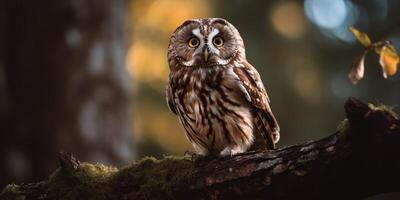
[168,18,245,68]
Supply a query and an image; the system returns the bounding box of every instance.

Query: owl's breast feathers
[166,62,280,155]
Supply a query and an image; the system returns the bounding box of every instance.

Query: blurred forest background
[0,0,400,198]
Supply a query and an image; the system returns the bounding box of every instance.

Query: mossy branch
[1,97,400,200]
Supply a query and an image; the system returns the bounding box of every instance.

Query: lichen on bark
[0,184,23,200]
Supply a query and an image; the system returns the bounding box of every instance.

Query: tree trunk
[1,98,399,200]
[0,0,134,188]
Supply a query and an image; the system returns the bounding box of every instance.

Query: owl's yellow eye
[213,36,224,47]
[188,37,200,48]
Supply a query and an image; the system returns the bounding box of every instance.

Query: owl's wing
[233,61,280,149]
[166,81,177,115]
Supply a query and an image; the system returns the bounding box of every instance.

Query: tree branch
[1,97,399,200]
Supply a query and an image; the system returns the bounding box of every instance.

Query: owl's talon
[184,150,213,164]
[184,150,195,157]
[184,150,200,161]
[272,131,280,143]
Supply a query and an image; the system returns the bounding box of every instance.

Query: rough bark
[0,0,134,188]
[1,97,399,200]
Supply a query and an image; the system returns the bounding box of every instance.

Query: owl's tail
[255,110,280,149]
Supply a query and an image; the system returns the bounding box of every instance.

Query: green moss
[337,119,349,131]
[0,184,23,200]
[47,163,118,200]
[44,156,193,200]
[114,156,194,199]
[0,156,193,200]
[368,103,398,119]
[336,118,351,138]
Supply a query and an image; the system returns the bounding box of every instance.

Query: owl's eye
[188,37,200,48]
[213,36,224,47]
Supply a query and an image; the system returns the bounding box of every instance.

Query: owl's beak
[203,48,209,62]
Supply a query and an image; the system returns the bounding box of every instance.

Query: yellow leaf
[373,41,393,55]
[379,45,399,78]
[348,50,368,84]
[349,26,372,47]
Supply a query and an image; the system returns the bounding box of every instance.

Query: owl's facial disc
[169,18,245,69]
[180,25,236,67]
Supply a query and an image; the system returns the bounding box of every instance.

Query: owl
[166,18,280,156]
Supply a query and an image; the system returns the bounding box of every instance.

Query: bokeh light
[305,0,347,29]
[304,0,359,42]
[270,1,307,39]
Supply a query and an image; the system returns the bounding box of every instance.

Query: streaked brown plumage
[166,18,280,156]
